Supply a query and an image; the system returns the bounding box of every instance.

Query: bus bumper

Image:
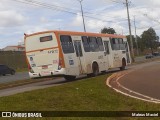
[29,68,66,78]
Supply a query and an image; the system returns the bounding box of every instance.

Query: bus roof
[24,30,126,38]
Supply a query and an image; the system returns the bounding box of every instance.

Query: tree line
[101,27,160,55]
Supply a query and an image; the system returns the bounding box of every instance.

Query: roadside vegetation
[101,27,160,56]
[0,74,160,120]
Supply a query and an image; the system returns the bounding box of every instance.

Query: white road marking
[106,70,160,104]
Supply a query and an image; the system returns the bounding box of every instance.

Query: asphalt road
[119,61,160,100]
[0,72,29,84]
[134,55,160,62]
[0,77,64,97]
[107,59,160,103]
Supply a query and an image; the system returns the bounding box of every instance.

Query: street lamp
[78,0,86,32]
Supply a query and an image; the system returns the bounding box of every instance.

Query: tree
[101,27,116,34]
[126,35,146,55]
[137,35,145,52]
[141,27,159,54]
[126,35,135,50]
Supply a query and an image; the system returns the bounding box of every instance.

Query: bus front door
[103,41,111,69]
[125,42,131,64]
[74,41,84,75]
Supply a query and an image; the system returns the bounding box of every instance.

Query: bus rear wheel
[64,75,76,81]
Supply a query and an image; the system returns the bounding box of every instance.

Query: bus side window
[60,35,74,54]
[115,38,120,50]
[110,38,115,50]
[82,36,90,52]
[119,38,125,50]
[74,41,83,57]
[97,37,104,51]
[88,37,99,52]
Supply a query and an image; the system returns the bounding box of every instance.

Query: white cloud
[26,26,48,34]
[72,13,83,27]
[0,10,25,27]
[87,20,107,30]
[40,17,49,23]
[0,0,160,48]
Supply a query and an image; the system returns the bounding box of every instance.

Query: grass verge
[0,74,160,120]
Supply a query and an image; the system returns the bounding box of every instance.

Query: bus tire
[64,75,76,81]
[92,62,99,77]
[120,58,126,71]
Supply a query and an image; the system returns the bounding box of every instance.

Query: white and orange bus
[24,30,131,80]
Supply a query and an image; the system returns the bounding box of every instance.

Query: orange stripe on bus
[54,31,126,38]
[55,32,65,68]
[25,30,126,38]
[26,46,59,53]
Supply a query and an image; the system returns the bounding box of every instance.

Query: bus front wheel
[92,62,99,77]
[64,75,76,81]
[120,59,126,70]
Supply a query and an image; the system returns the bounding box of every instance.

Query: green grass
[0,74,160,120]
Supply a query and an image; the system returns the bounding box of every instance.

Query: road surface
[0,72,29,84]
[120,61,160,99]
[0,77,64,97]
[108,60,160,103]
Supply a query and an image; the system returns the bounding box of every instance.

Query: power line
[127,1,160,34]
[143,14,160,24]
[12,0,128,24]
[13,0,79,15]
[109,0,124,4]
[130,2,160,25]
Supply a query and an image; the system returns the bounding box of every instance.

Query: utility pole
[134,16,139,56]
[78,0,86,32]
[125,0,135,62]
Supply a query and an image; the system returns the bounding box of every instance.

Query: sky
[0,0,160,49]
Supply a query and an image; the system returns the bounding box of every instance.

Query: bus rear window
[40,35,53,42]
[60,35,74,54]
